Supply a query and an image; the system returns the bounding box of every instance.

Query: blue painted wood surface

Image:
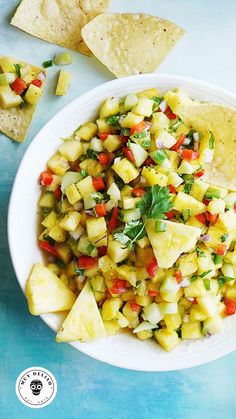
[1,1,236,417]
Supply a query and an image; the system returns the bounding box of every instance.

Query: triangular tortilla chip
[0,56,45,142]
[165,91,236,191]
[81,13,185,77]
[11,0,110,56]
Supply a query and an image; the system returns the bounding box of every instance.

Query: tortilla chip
[0,57,45,143]
[81,13,185,77]
[165,91,236,191]
[11,0,110,56]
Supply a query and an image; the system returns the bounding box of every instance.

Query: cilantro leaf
[183,177,194,194]
[106,114,120,126]
[209,132,215,150]
[87,149,98,160]
[182,209,190,223]
[137,185,173,220]
[218,276,234,288]
[114,220,146,249]
[14,63,21,77]
[86,244,95,255]
[196,247,206,257]
[221,233,229,242]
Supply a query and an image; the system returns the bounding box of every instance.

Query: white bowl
[8,74,236,371]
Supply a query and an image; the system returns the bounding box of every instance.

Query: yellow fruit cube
[133,97,154,117]
[107,237,130,264]
[164,312,182,330]
[59,211,81,232]
[102,298,122,320]
[55,70,71,96]
[86,217,107,242]
[0,85,22,109]
[207,198,226,214]
[66,184,82,205]
[76,122,98,141]
[103,134,122,152]
[76,175,95,197]
[142,167,168,186]
[174,191,206,215]
[154,328,179,351]
[190,179,209,202]
[112,158,139,183]
[24,84,42,104]
[99,96,119,119]
[181,321,202,339]
[47,152,69,176]
[59,140,83,162]
[120,112,144,128]
[184,279,206,298]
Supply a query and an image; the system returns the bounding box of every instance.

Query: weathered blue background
[1,1,236,418]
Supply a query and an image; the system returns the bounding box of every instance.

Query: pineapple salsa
[27,88,236,352]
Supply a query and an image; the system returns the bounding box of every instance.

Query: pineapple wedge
[146,220,201,269]
[56,282,106,342]
[26,263,76,315]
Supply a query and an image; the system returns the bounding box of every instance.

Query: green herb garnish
[121,128,130,136]
[87,149,98,160]
[151,96,163,111]
[221,233,229,242]
[218,276,234,288]
[170,119,182,132]
[106,114,120,126]
[182,209,190,223]
[151,149,168,165]
[141,139,151,149]
[204,278,211,290]
[86,244,95,255]
[80,169,88,177]
[209,132,215,150]
[196,247,206,257]
[74,266,85,276]
[91,192,103,203]
[137,185,173,220]
[190,276,198,282]
[199,270,212,278]
[114,220,146,249]
[14,63,21,77]
[183,177,194,194]
[205,187,220,199]
[43,60,53,68]
[213,253,223,265]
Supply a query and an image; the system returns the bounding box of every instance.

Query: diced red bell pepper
[146,257,158,277]
[224,298,236,315]
[132,187,145,197]
[206,212,218,224]
[110,279,127,295]
[31,78,42,87]
[122,147,135,163]
[39,170,54,186]
[164,106,177,120]
[182,149,199,161]
[192,298,198,305]
[174,270,183,284]
[171,134,186,151]
[203,198,210,206]
[97,246,107,257]
[148,289,159,297]
[98,152,111,165]
[54,186,62,200]
[195,213,207,225]
[92,176,105,191]
[215,244,227,256]
[130,121,146,135]
[130,301,141,312]
[95,203,107,217]
[78,255,98,270]
[120,135,128,145]
[11,77,27,95]
[39,240,59,257]
[98,132,111,141]
[108,207,119,232]
[167,184,177,194]
[144,156,155,166]
[166,210,175,219]
[196,169,205,178]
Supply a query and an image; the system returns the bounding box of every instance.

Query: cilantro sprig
[137,185,173,220]
[114,220,146,249]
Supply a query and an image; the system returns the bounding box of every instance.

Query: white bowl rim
[8,73,236,371]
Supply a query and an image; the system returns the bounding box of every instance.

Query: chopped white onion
[193,132,200,142]
[186,297,194,302]
[183,138,191,145]
[156,138,164,149]
[180,277,191,287]
[144,121,152,130]
[37,71,46,81]
[83,209,94,217]
[75,275,85,283]
[202,234,211,242]
[114,157,121,164]
[159,99,168,113]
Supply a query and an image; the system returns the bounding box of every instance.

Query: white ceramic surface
[8,74,236,371]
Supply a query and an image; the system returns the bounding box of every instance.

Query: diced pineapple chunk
[112,158,139,183]
[124,93,138,111]
[178,252,198,276]
[102,298,122,320]
[0,85,22,109]
[174,192,206,216]
[164,312,182,330]
[154,328,179,351]
[190,305,207,321]
[56,243,72,264]
[99,96,119,118]
[38,192,55,208]
[76,122,98,141]
[143,303,163,324]
[146,219,201,269]
[203,314,222,335]
[224,192,236,209]
[59,211,81,232]
[0,57,15,72]
[42,211,57,229]
[47,152,69,176]
[55,70,71,96]
[61,171,82,193]
[98,255,117,281]
[181,321,202,339]
[120,112,144,128]
[59,140,83,162]
[133,97,154,117]
[86,217,107,243]
[190,179,209,202]
[216,210,236,232]
[197,294,218,317]
[129,143,148,167]
[117,265,137,286]
[142,167,168,186]
[150,112,170,134]
[207,198,225,214]
[168,171,183,188]
[103,134,122,152]
[103,320,121,336]
[26,263,76,315]
[24,84,42,104]
[0,72,17,85]
[48,223,67,242]
[107,237,130,263]
[203,225,225,250]
[56,282,106,342]
[76,175,95,197]
[197,248,216,276]
[137,330,153,340]
[184,279,206,298]
[66,184,82,204]
[154,130,177,149]
[115,312,129,328]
